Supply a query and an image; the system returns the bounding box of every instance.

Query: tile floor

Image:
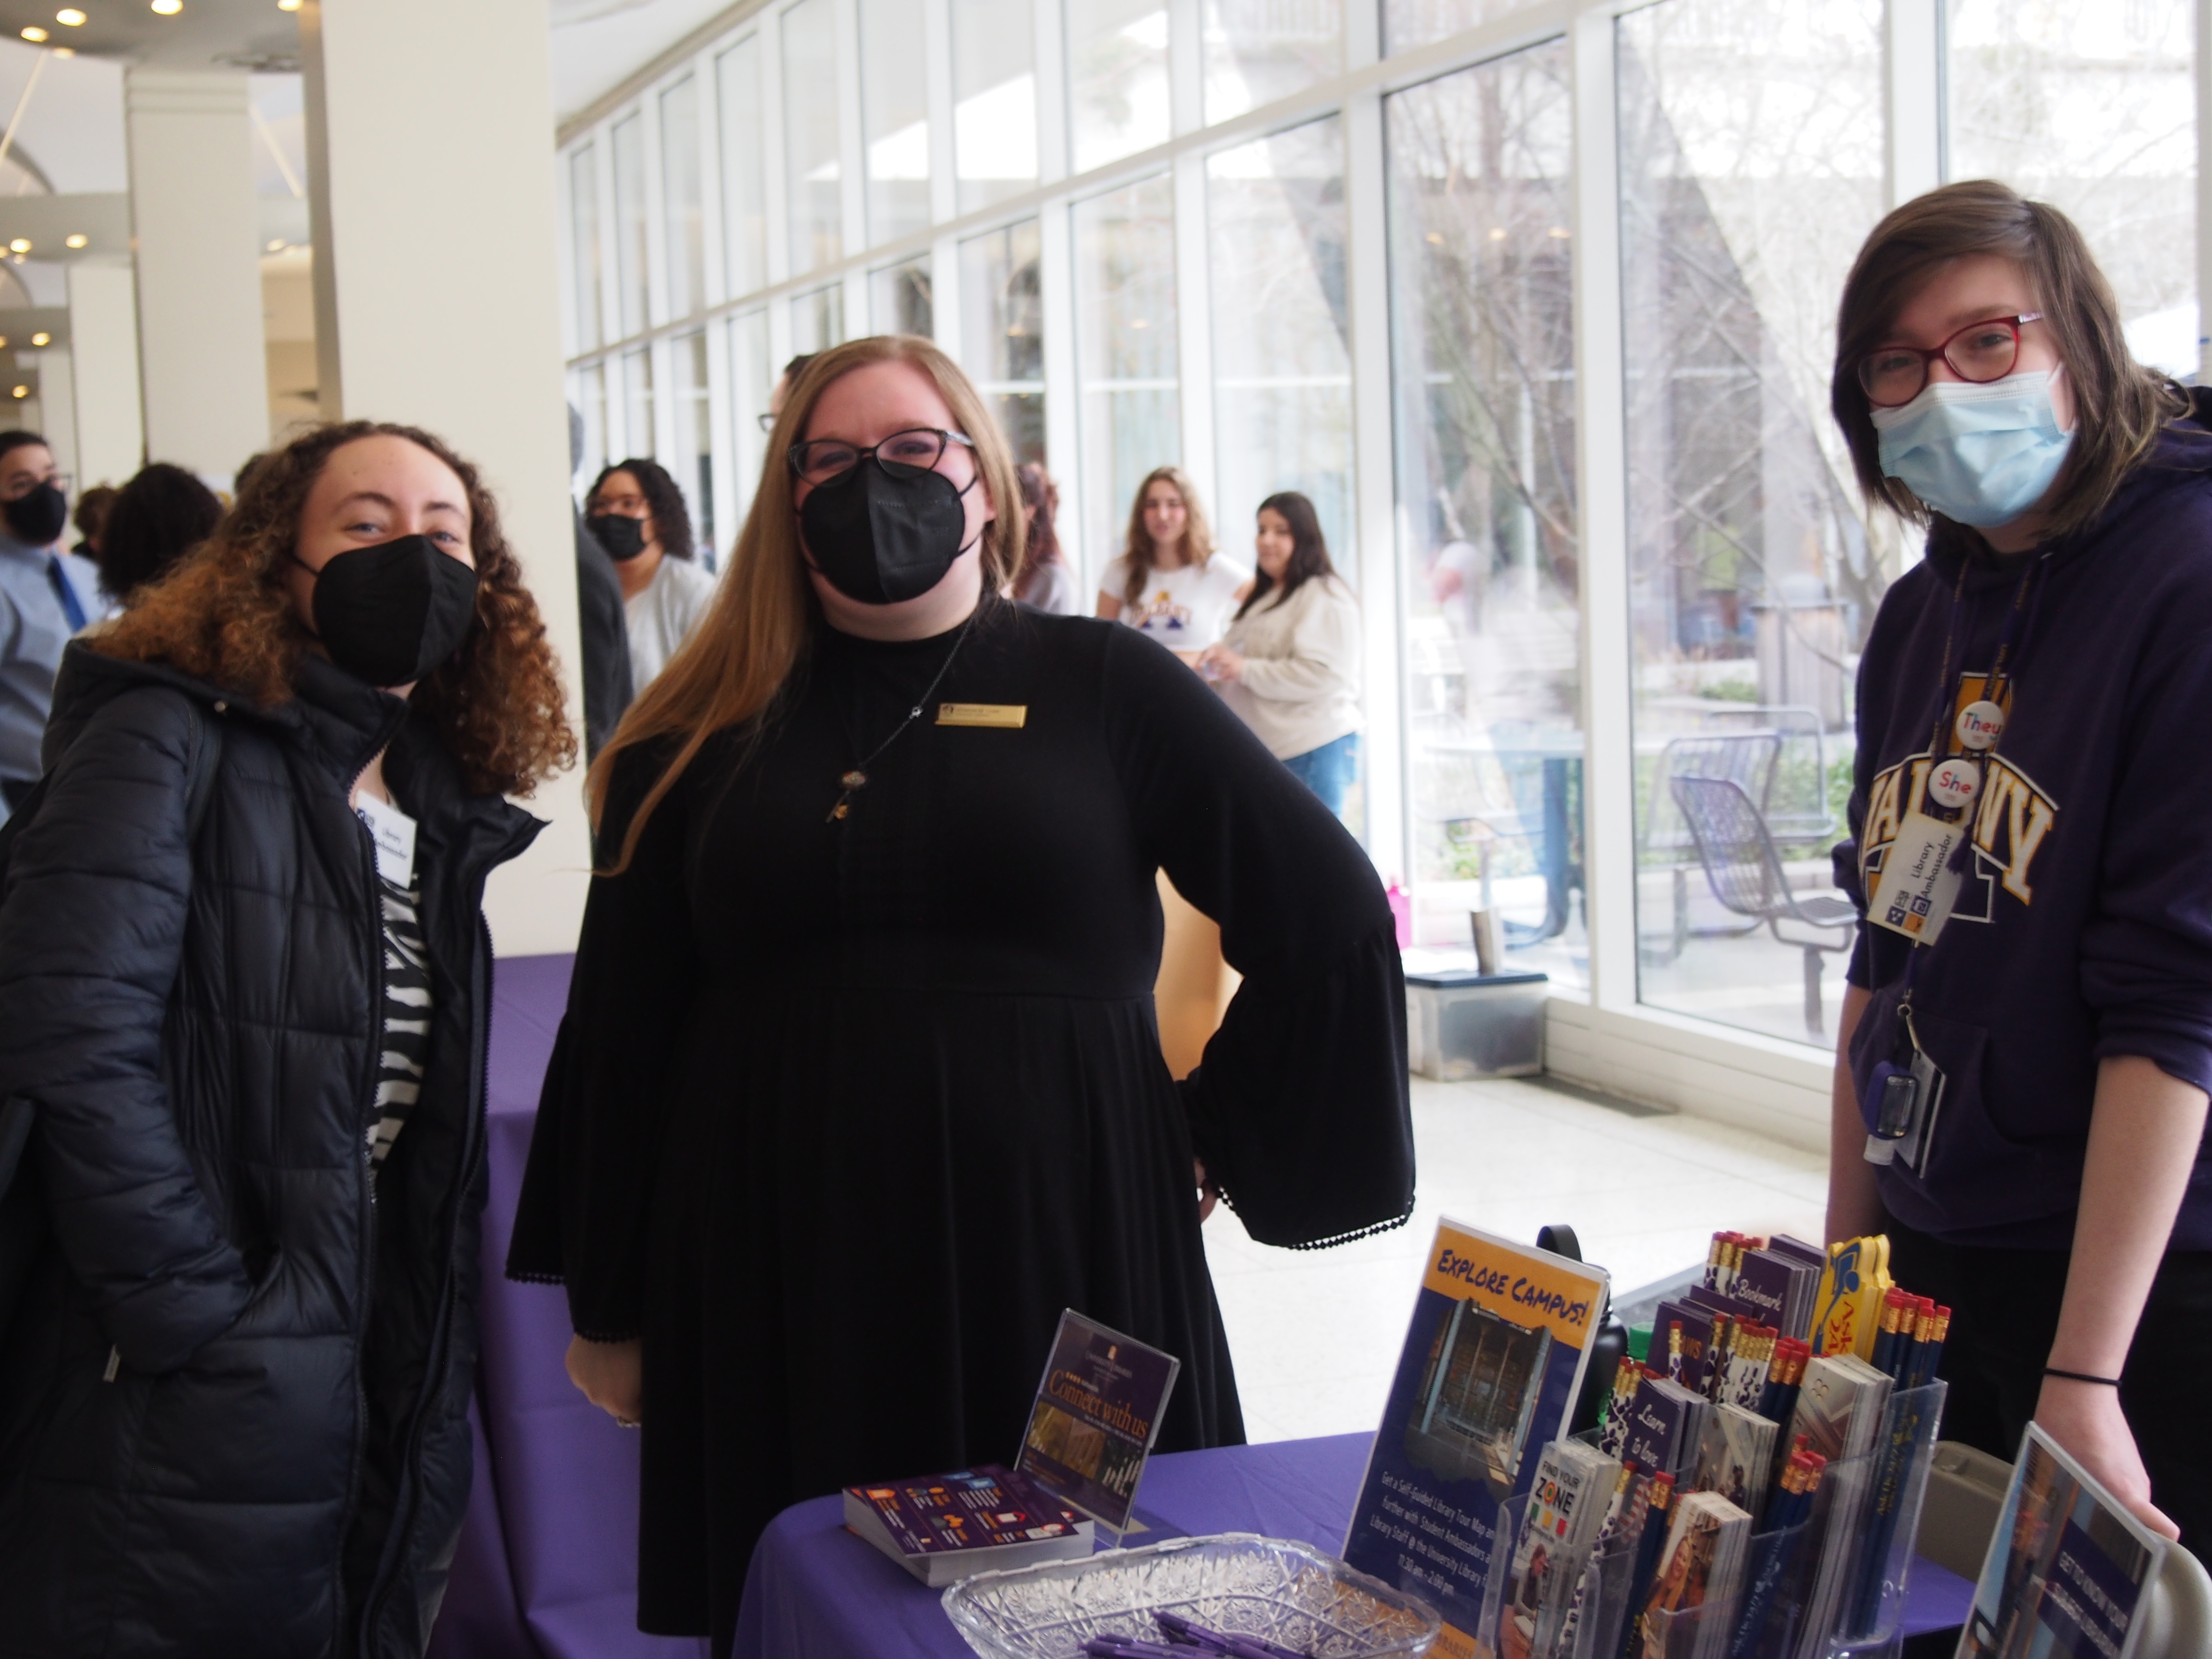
[1203,1072,1828,1444]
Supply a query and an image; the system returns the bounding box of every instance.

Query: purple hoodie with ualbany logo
[1837,387,2212,1251]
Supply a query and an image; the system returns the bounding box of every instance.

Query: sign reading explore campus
[1341,1219,1611,1659]
[1015,1309,1181,1533]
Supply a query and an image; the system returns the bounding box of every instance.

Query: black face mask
[588,511,648,562]
[4,480,67,546]
[799,457,974,605]
[296,534,481,689]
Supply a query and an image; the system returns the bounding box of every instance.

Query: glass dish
[941,1531,1444,1659]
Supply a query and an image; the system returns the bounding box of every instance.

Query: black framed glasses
[788,427,975,488]
[1859,313,2044,408]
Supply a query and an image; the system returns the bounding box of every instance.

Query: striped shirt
[369,875,433,1179]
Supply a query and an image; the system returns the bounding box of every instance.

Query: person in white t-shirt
[1199,491,1362,816]
[1095,466,1250,662]
[585,457,719,690]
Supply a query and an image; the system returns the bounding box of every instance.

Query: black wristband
[2043,1366,2122,1387]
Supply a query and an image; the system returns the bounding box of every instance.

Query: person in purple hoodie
[1825,180,2212,1559]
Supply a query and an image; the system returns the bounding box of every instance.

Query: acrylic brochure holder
[1477,1382,1946,1659]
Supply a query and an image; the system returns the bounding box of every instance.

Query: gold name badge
[936,702,1027,729]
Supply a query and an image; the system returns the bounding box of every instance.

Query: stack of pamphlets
[1960,1423,2170,1659]
[842,1465,1092,1586]
[1636,1489,1753,1659]
[1502,1441,1621,1659]
[1784,1354,1894,1659]
[844,1309,1180,1583]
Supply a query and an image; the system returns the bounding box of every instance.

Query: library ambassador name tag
[936,702,1027,729]
[1867,806,1966,944]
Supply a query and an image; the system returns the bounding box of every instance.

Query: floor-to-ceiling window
[1618,0,1886,1046]
[959,219,1046,472]
[555,0,2212,1104]
[1073,175,1182,590]
[1387,36,1582,985]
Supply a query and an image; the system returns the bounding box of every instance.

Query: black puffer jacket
[0,643,541,1657]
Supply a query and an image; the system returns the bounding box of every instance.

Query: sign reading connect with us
[1423,1228,1600,1344]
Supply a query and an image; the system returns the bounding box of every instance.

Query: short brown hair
[94,421,577,797]
[1831,180,2186,539]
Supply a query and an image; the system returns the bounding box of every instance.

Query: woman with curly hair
[0,421,575,1655]
[586,456,717,690]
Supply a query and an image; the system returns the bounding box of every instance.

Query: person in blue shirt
[0,430,103,814]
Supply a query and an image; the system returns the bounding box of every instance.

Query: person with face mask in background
[0,421,576,1654]
[508,337,1414,1654]
[569,407,636,759]
[586,456,717,690]
[0,430,104,816]
[1826,181,2212,1562]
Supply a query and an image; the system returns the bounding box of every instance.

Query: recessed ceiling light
[11,387,27,400]
[8,240,28,254]
[29,332,48,346]
[150,0,181,13]
[64,233,86,248]
[56,9,87,24]
[19,25,46,40]
[0,338,12,349]
[51,44,70,54]
[277,0,300,9]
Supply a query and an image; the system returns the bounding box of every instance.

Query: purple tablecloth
[432,952,1979,1659]
[427,952,708,1659]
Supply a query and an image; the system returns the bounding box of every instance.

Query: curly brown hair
[94,421,577,797]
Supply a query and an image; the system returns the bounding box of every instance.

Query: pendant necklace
[826,611,979,824]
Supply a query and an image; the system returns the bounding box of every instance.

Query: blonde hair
[1120,465,1214,609]
[589,334,1025,871]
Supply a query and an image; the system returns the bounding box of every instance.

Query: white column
[123,69,266,488]
[1570,10,1638,1014]
[1344,86,1406,878]
[301,0,590,958]
[66,261,145,491]
[36,347,76,487]
[1885,0,1943,210]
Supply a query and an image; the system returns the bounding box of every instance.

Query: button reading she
[1927,755,1981,810]
[1955,699,2006,751]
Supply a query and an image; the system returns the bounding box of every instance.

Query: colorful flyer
[1340,1218,1611,1659]
[1959,1423,2170,1659]
[1015,1309,1180,1533]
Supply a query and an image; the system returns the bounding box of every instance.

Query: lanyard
[1895,550,2046,1002]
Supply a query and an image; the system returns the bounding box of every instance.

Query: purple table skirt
[432,953,1977,1659]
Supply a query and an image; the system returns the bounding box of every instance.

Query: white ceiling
[551,0,749,124]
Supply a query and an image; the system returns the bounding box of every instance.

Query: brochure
[1014,1309,1179,1533]
[1958,1423,2170,1659]
[1341,1218,1611,1659]
[842,1463,1094,1587]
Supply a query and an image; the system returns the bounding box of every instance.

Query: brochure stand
[1478,1383,1946,1659]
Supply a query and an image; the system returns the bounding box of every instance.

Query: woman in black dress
[507,336,1414,1650]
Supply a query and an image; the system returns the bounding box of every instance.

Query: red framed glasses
[1859,313,2044,408]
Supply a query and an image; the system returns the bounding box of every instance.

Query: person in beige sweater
[1198,491,1362,816]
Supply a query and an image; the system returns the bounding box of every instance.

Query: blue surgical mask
[1870,366,2074,529]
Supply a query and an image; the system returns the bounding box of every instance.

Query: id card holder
[355,793,417,888]
[1896,1046,1947,1178]
[1866,805,1969,944]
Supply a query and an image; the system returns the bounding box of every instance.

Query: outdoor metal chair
[1671,775,1857,1037]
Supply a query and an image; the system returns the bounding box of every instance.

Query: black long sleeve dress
[507,601,1413,1650]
